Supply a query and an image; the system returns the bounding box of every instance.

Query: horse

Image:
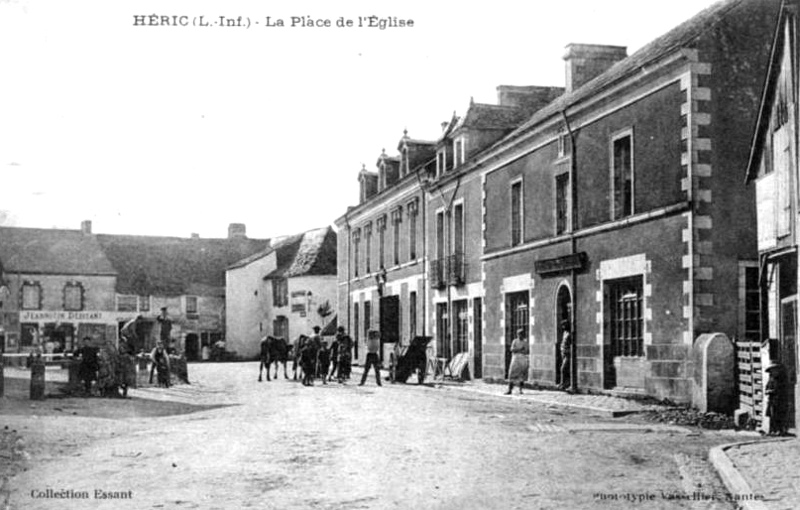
[258,336,292,382]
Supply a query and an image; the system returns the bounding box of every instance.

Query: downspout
[562,110,579,393]
[344,210,352,337]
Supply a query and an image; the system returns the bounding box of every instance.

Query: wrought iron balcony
[430,258,447,289]
[446,253,466,286]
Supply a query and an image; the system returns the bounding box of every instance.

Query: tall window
[555,173,570,235]
[392,207,403,266]
[364,300,372,339]
[21,282,42,310]
[63,282,83,311]
[273,278,288,307]
[608,276,644,357]
[364,224,372,274]
[453,203,464,256]
[352,229,361,277]
[409,291,417,339]
[453,300,468,354]
[436,302,449,359]
[436,211,445,259]
[612,132,634,219]
[408,200,418,260]
[511,180,523,246]
[377,216,386,269]
[437,149,446,176]
[139,295,151,313]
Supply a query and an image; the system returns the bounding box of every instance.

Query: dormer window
[454,137,465,168]
[557,131,571,159]
[437,149,447,176]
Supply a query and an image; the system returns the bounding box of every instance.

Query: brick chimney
[80,220,92,234]
[563,44,627,93]
[228,223,247,239]
[496,85,564,111]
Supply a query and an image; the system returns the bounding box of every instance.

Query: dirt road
[3,363,743,509]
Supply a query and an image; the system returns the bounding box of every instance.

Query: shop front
[11,310,141,354]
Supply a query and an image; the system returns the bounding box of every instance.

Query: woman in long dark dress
[765,362,789,436]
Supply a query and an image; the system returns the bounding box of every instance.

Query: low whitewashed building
[226,227,337,359]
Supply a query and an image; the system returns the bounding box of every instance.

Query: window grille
[609,276,644,357]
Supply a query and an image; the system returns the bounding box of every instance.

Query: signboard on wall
[291,291,308,317]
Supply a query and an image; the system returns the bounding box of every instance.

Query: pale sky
[0,0,723,240]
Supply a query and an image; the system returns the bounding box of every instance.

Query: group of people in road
[71,308,180,398]
[295,325,355,386]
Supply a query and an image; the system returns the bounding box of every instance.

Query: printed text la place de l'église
[132,15,414,30]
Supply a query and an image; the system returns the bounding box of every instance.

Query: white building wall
[225,254,275,359]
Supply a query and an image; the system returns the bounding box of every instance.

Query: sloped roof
[0,227,116,276]
[745,1,789,182]
[459,103,533,130]
[263,227,337,279]
[96,234,269,296]
[506,0,757,141]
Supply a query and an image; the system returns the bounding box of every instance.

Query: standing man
[557,320,572,391]
[156,307,172,350]
[74,336,99,396]
[335,326,353,383]
[359,330,382,387]
[118,316,140,397]
[328,332,340,382]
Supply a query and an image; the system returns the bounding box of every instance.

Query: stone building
[335,0,781,406]
[0,221,269,358]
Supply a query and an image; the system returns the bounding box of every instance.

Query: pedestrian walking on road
[557,320,572,391]
[765,361,789,436]
[505,328,529,395]
[359,330,382,387]
[336,326,353,383]
[328,335,340,382]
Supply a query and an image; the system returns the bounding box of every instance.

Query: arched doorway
[555,284,572,387]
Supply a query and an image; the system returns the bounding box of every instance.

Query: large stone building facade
[336,0,781,406]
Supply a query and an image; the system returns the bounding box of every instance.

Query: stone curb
[709,438,790,510]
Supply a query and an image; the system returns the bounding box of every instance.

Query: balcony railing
[430,258,447,289]
[447,253,466,286]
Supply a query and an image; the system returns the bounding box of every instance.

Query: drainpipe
[562,110,579,393]
[344,210,352,337]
